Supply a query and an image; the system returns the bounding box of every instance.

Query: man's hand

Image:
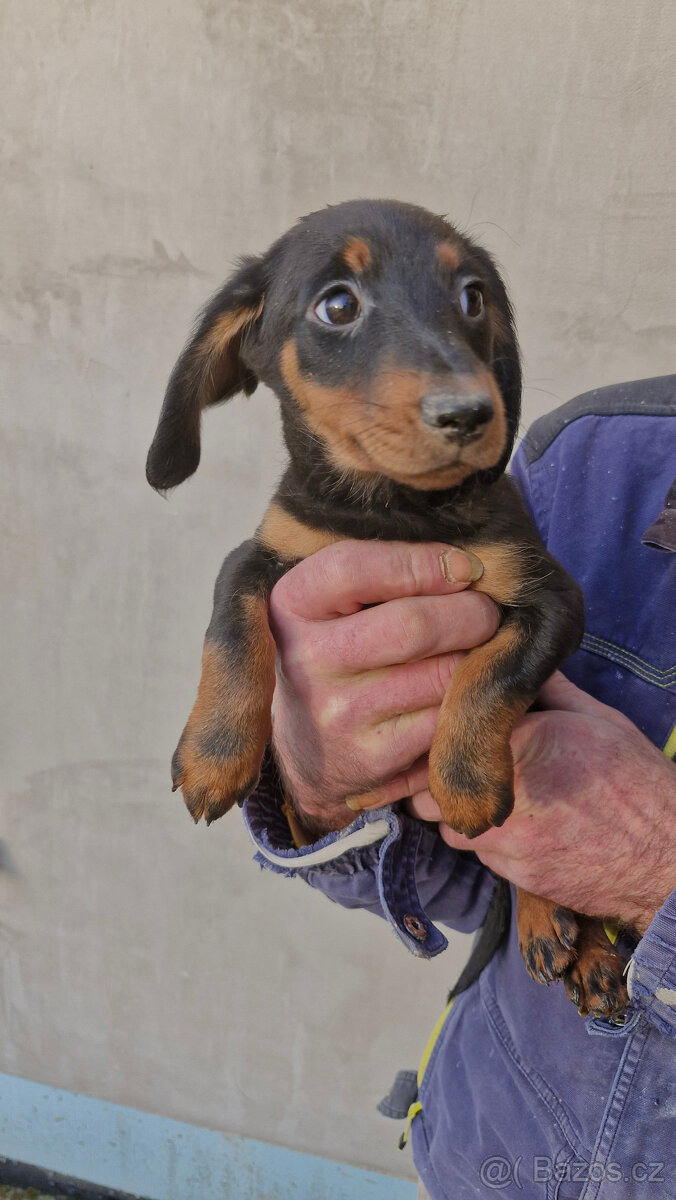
[269,539,675,936]
[269,539,498,831]
[409,673,676,935]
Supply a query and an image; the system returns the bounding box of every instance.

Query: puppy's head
[146,200,520,492]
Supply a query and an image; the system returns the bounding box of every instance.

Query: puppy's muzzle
[420,391,493,442]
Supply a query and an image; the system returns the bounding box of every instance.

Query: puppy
[147,199,627,1017]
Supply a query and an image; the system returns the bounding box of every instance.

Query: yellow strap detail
[398,1101,422,1150]
[603,919,620,945]
[663,724,676,760]
[417,999,455,1086]
[398,999,455,1150]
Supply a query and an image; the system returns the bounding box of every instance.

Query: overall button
[404,914,427,941]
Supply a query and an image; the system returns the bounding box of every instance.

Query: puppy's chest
[256,498,529,608]
[258,498,487,558]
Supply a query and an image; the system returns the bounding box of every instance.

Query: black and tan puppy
[147,199,627,1017]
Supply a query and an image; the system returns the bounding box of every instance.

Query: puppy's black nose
[420,392,493,439]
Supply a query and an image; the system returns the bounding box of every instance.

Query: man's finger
[538,672,633,730]
[312,591,498,674]
[349,653,461,720]
[357,707,441,785]
[438,822,493,852]
[345,756,431,812]
[406,790,480,849]
[406,789,441,821]
[437,825,508,881]
[407,789,506,852]
[270,540,484,621]
[538,672,600,713]
[308,660,450,739]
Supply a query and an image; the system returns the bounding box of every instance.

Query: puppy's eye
[314,287,361,326]
[459,283,485,320]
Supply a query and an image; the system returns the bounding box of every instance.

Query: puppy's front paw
[517,892,579,984]
[428,740,514,837]
[171,718,268,825]
[563,919,628,1019]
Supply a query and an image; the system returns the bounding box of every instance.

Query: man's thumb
[538,671,601,714]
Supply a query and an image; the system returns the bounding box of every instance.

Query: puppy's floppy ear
[146,256,266,490]
[491,292,521,427]
[482,257,521,463]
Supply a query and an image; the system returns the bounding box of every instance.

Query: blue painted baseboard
[0,1073,416,1200]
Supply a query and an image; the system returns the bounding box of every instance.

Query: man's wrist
[631,880,675,938]
[631,909,656,940]
[282,790,348,844]
[272,740,352,842]
[618,854,675,938]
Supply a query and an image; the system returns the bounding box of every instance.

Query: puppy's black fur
[147,200,627,1017]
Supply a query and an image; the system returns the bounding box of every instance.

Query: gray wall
[1,0,674,1182]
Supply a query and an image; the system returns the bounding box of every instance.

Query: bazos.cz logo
[479,1155,665,1190]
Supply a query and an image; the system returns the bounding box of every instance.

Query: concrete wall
[1,0,674,1182]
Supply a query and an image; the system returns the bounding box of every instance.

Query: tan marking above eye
[436,240,462,272]
[342,237,371,273]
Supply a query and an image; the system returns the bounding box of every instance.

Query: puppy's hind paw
[517,893,579,984]
[563,919,629,1019]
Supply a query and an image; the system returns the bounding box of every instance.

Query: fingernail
[440,547,484,584]
[346,797,363,812]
